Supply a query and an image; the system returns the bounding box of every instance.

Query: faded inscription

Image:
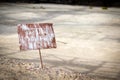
[18,23,56,50]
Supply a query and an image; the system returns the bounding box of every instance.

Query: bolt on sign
[18,23,57,50]
[17,23,57,68]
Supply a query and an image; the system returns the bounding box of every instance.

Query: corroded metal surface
[18,23,56,50]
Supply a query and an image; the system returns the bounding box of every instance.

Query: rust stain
[18,23,56,50]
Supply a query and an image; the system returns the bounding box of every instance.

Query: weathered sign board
[18,23,56,50]
[17,23,57,68]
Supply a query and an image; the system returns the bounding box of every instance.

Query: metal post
[39,49,43,69]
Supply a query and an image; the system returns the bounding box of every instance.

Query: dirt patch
[0,56,94,80]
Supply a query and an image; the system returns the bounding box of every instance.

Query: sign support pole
[39,49,43,69]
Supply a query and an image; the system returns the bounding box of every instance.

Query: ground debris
[0,56,94,80]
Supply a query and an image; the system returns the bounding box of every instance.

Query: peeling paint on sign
[18,23,56,50]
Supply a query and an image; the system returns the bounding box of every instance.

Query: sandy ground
[0,3,120,80]
[0,56,94,80]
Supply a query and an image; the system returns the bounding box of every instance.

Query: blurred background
[0,0,120,7]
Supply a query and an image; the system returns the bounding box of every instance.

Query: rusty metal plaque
[18,23,56,50]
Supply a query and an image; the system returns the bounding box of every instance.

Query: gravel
[0,56,94,80]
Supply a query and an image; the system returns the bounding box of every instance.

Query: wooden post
[39,49,43,69]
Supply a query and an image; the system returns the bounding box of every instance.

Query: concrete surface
[0,3,120,80]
